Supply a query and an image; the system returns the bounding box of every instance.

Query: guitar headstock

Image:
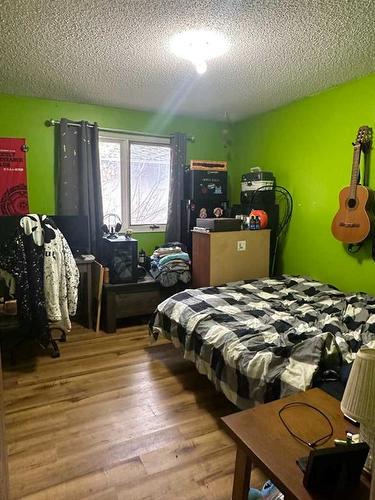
[354,126,372,152]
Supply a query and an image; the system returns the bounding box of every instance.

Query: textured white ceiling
[0,0,374,120]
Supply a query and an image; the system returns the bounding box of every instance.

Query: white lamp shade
[341,348,375,424]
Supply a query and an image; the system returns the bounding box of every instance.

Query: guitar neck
[349,144,362,200]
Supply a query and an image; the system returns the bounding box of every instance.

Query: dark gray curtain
[57,119,103,255]
[165,132,187,243]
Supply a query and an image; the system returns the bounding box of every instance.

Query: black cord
[248,184,293,235]
[247,183,293,275]
[275,185,293,234]
[278,402,334,449]
[247,185,293,237]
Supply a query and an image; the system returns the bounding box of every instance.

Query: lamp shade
[341,348,375,424]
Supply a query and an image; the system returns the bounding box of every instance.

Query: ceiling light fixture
[170,30,229,75]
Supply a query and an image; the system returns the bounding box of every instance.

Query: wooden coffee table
[222,388,370,500]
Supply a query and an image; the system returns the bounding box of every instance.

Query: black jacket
[0,216,49,345]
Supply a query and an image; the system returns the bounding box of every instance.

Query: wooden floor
[2,323,265,500]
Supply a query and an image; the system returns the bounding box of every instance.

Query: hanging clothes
[20,214,80,332]
[0,216,50,346]
[44,225,80,331]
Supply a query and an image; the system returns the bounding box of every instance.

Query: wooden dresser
[102,274,187,333]
[192,230,270,288]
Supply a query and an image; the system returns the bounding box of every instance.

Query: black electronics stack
[101,236,138,284]
[232,169,279,273]
[181,169,228,252]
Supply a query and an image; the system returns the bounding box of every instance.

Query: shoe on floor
[248,480,284,500]
[261,480,284,499]
[248,488,262,500]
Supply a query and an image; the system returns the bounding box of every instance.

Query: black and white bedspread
[150,275,375,409]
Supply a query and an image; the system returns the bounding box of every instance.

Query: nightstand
[222,388,370,500]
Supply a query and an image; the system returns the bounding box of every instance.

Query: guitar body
[331,126,373,245]
[331,185,371,244]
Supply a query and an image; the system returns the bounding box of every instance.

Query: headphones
[102,214,122,239]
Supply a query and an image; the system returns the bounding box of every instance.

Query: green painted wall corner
[232,72,375,294]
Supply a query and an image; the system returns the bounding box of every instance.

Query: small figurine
[199,208,208,219]
[213,207,224,218]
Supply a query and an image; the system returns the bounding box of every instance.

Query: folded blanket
[159,260,190,271]
[153,246,182,257]
[152,270,191,287]
[159,252,190,267]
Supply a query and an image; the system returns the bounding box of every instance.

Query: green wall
[0,93,229,253]
[232,72,375,294]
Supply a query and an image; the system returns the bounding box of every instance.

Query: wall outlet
[237,240,246,251]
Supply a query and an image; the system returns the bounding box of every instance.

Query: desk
[222,388,370,500]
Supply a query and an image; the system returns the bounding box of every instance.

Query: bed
[150,275,375,409]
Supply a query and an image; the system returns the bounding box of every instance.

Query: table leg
[232,446,252,500]
[86,264,93,330]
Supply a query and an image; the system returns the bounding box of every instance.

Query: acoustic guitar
[331,126,372,244]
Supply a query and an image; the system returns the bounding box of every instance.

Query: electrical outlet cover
[237,240,246,251]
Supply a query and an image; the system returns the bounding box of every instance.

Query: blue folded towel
[158,252,190,267]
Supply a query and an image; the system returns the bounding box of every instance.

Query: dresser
[102,273,187,333]
[192,230,270,288]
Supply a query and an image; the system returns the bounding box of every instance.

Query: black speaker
[101,236,138,284]
[184,170,227,202]
[240,171,275,205]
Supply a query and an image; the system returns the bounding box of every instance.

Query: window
[99,133,171,232]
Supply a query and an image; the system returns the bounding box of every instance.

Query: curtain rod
[46,119,195,142]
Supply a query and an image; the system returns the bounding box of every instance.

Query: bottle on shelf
[138,249,146,266]
[250,216,256,230]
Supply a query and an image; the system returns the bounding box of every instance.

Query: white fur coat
[21,214,80,331]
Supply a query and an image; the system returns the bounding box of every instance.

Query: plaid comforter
[150,275,375,408]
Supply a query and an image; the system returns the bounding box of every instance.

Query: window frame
[99,132,171,233]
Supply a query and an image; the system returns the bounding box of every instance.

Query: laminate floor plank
[3,351,198,415]
[140,429,233,475]
[2,324,264,499]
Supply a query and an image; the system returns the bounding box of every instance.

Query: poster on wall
[0,138,29,215]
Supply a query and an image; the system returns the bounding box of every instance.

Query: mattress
[150,275,375,409]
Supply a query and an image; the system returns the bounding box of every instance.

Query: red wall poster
[0,138,29,215]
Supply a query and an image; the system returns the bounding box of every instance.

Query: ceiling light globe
[170,30,229,71]
[195,61,207,75]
